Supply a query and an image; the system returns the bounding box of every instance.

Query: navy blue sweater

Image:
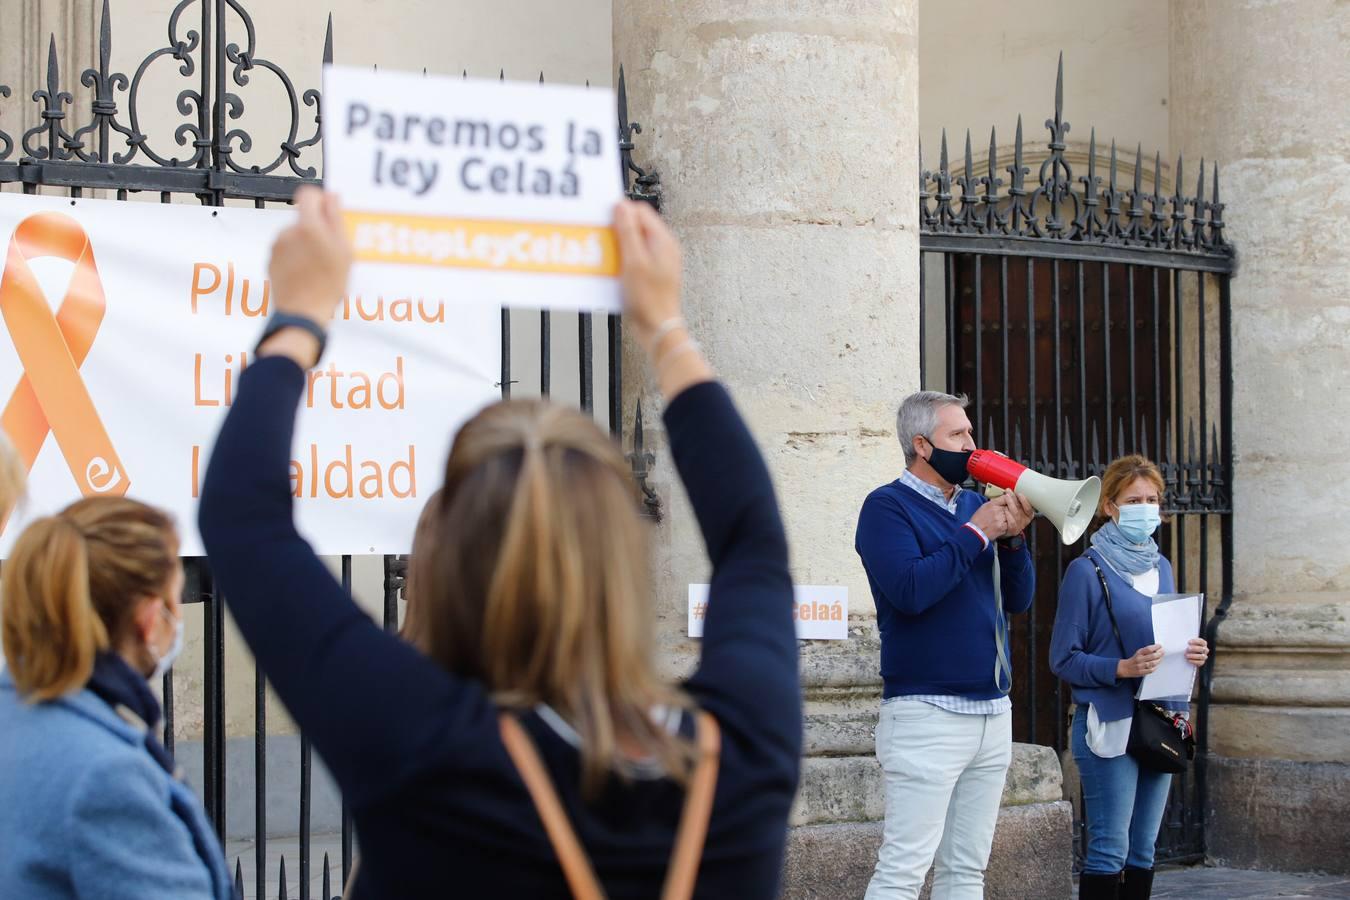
[198,359,800,899]
[855,480,1035,699]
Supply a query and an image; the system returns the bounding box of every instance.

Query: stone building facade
[2,0,1346,893]
[614,0,1349,891]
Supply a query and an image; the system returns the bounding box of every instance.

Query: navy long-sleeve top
[1049,548,1186,721]
[854,480,1036,699]
[198,358,801,899]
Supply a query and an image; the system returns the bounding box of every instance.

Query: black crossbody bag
[1086,554,1194,774]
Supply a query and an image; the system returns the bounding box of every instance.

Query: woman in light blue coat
[0,497,232,900]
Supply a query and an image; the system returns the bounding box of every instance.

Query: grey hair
[896,391,970,466]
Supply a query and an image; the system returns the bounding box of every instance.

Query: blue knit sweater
[1049,548,1187,721]
[855,480,1036,699]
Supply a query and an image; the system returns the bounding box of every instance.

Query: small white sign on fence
[687,584,849,640]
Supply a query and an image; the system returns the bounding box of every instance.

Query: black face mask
[923,442,973,486]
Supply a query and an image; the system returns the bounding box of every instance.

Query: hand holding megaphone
[966,491,1028,541]
[966,449,1101,545]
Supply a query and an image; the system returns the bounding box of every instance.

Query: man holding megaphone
[855,391,1036,900]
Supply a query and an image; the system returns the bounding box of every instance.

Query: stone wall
[1169,0,1350,873]
[783,745,1072,898]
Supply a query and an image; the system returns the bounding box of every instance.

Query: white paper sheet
[1137,592,1204,701]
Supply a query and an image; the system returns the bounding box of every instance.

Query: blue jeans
[1071,705,1173,874]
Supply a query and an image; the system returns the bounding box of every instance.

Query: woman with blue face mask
[1049,455,1209,900]
[0,497,232,900]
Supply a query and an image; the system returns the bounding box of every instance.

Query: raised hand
[269,186,353,325]
[612,200,711,398]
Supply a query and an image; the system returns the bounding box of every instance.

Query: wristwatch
[998,533,1026,552]
[255,312,328,364]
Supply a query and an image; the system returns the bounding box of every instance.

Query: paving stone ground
[1152,865,1350,899]
[225,833,1350,900]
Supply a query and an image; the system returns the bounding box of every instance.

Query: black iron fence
[918,57,1236,866]
[0,2,660,897]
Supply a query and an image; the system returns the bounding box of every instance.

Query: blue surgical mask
[151,605,184,680]
[1116,503,1161,543]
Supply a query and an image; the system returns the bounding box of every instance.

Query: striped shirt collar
[900,468,962,514]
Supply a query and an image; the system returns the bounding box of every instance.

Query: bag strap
[1086,551,1129,661]
[499,709,722,900]
[500,714,605,899]
[990,553,1012,695]
[661,711,721,900]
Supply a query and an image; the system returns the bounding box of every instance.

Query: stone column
[1170,0,1350,873]
[613,4,1070,896]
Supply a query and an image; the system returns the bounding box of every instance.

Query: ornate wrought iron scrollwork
[627,401,661,521]
[216,1,328,178]
[1,4,663,207]
[22,38,78,161]
[1,0,327,177]
[1004,116,1032,235]
[919,53,1232,261]
[618,66,661,209]
[71,3,135,164]
[123,0,209,167]
[1027,56,1078,240]
[979,129,1006,234]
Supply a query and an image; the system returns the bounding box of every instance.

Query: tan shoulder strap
[499,714,606,899]
[661,710,721,900]
[499,709,723,900]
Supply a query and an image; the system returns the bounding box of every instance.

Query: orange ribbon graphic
[0,212,128,501]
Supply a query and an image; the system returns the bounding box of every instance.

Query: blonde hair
[1097,454,1167,518]
[404,399,694,794]
[1,497,178,701]
[0,430,26,519]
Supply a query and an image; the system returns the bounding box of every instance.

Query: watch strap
[256,312,327,364]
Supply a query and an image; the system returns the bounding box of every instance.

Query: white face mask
[151,605,184,680]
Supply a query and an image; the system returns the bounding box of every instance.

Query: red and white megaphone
[967,450,1101,545]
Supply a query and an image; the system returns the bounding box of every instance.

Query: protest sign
[322,65,624,314]
[0,192,499,557]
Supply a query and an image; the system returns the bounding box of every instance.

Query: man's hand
[1117,643,1164,679]
[1001,492,1035,534]
[967,500,1009,541]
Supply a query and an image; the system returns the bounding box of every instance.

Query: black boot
[1079,871,1122,900]
[1121,867,1154,900]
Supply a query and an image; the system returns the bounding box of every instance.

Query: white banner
[322,65,624,314]
[687,584,849,641]
[0,193,499,557]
